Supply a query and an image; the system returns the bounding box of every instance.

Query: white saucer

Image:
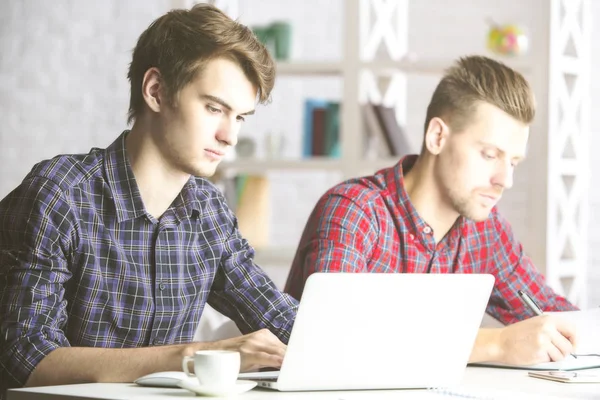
[177,380,257,397]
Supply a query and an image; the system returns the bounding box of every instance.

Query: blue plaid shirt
[0,132,298,392]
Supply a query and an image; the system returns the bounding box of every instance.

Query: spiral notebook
[425,387,496,399]
[423,387,558,400]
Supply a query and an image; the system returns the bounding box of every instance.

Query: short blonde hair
[424,55,535,133]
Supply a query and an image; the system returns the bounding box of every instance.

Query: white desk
[7,367,600,400]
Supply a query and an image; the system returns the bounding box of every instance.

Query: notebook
[239,272,495,391]
[471,308,600,371]
[472,356,600,371]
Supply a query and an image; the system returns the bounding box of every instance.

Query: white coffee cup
[182,350,241,388]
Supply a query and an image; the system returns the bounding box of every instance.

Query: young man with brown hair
[285,55,579,367]
[0,4,297,394]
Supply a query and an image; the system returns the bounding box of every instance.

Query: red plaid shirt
[284,156,577,325]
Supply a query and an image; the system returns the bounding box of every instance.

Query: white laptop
[239,272,494,391]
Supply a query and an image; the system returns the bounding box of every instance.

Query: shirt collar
[105,131,147,223]
[173,177,203,221]
[393,155,430,234]
[104,131,204,223]
[389,155,465,248]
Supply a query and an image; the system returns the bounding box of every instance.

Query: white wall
[0,0,597,303]
[0,0,173,193]
[588,0,600,308]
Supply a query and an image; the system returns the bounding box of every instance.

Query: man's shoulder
[0,149,105,222]
[191,177,224,198]
[188,177,236,227]
[325,173,390,205]
[25,149,104,191]
[190,177,230,212]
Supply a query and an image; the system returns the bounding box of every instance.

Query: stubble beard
[450,190,492,222]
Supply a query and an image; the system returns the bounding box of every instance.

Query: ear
[424,117,450,155]
[141,67,164,114]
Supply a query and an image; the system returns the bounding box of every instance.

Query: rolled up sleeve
[0,177,75,391]
[206,195,298,344]
[486,209,578,325]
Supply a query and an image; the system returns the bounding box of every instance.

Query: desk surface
[8,367,600,400]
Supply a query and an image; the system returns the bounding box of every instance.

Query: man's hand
[497,315,577,365]
[212,329,287,371]
[473,315,577,365]
[25,330,287,387]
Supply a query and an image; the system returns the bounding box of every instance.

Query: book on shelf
[363,102,410,157]
[362,103,391,157]
[302,99,327,157]
[324,102,341,157]
[223,174,270,250]
[311,107,327,156]
[302,98,340,158]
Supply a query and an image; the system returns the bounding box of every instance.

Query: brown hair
[423,55,535,134]
[127,3,275,124]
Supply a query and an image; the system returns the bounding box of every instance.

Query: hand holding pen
[517,290,577,359]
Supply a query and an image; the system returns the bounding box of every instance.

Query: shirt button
[423,226,432,234]
[409,234,415,240]
[159,282,166,291]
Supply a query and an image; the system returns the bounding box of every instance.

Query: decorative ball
[235,137,256,158]
[487,24,528,56]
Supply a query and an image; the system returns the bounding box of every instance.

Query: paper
[471,308,600,371]
[548,308,600,355]
[473,356,600,371]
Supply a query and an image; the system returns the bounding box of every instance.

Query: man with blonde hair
[0,4,297,395]
[285,55,578,366]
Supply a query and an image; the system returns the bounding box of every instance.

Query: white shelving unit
[545,0,590,307]
[276,58,531,77]
[215,0,419,264]
[219,157,397,175]
[211,0,591,308]
[217,0,536,266]
[220,1,534,181]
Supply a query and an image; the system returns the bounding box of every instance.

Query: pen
[517,289,544,316]
[517,289,577,359]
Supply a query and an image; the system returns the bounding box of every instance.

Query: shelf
[253,247,297,265]
[219,158,345,173]
[218,157,399,174]
[384,57,531,75]
[361,157,400,172]
[276,57,531,77]
[276,61,343,76]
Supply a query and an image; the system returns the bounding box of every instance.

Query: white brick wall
[0,0,597,301]
[0,0,172,196]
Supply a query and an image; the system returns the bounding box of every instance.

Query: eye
[482,152,496,160]
[236,115,246,122]
[207,105,221,114]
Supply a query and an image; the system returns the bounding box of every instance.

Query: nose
[216,116,239,147]
[492,160,513,190]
